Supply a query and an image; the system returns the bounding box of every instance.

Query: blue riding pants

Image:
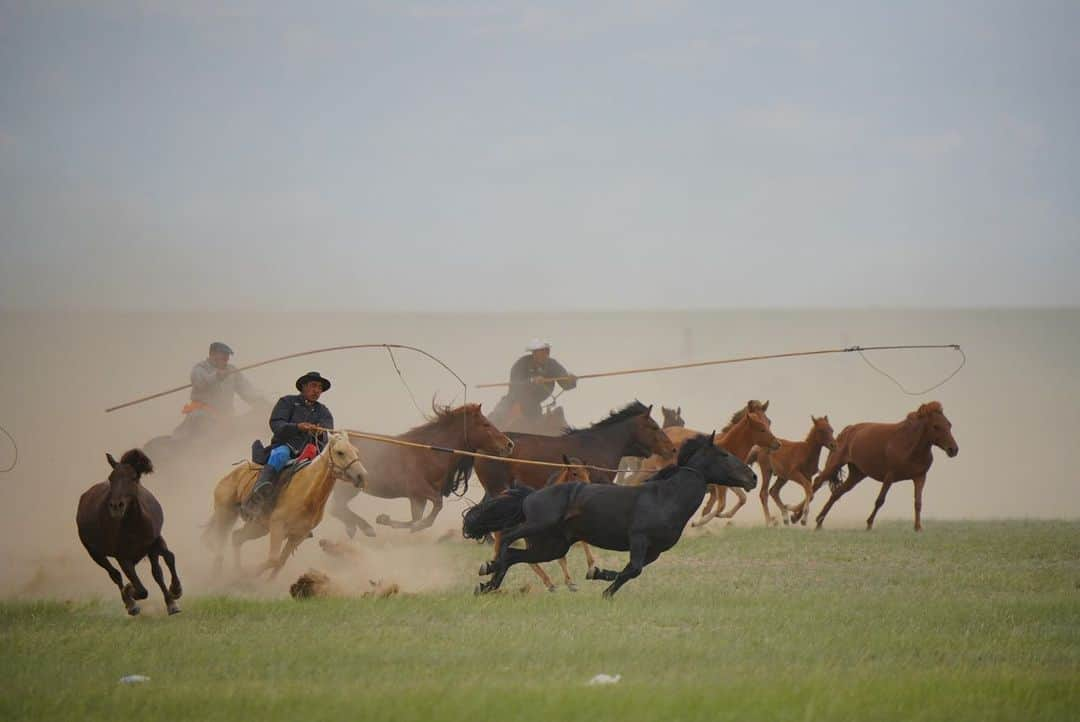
[267,445,294,472]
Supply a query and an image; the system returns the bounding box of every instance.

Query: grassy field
[2,520,1078,721]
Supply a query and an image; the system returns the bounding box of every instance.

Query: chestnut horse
[493,455,602,592]
[458,402,674,497]
[809,401,959,531]
[748,415,837,526]
[205,431,367,577]
[77,450,182,615]
[330,403,513,536]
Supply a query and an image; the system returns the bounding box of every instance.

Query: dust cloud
[1,308,1077,600]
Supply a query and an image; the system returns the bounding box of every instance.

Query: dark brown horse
[459,401,675,498]
[76,450,182,615]
[616,405,684,482]
[749,415,837,526]
[329,403,513,536]
[809,401,959,531]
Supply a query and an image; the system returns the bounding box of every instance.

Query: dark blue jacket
[269,394,334,453]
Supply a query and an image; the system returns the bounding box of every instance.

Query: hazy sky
[2,1,1078,310]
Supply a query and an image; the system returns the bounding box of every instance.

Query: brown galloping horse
[461,401,675,497]
[495,455,603,592]
[77,450,182,616]
[748,415,837,526]
[808,401,959,531]
[615,405,685,482]
[330,403,513,536]
[205,431,367,577]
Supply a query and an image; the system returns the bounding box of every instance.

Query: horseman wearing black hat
[240,371,334,521]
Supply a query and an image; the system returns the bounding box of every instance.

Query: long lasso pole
[475,344,963,390]
[105,344,466,414]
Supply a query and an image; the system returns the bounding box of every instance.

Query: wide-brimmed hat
[295,371,331,392]
[209,341,234,355]
[525,338,551,352]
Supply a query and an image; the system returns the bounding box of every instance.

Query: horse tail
[121,448,154,476]
[462,487,532,540]
[443,456,475,497]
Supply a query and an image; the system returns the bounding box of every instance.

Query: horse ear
[562,454,571,465]
[646,404,653,414]
[762,400,770,411]
[677,406,681,415]
[106,453,118,469]
[708,431,716,445]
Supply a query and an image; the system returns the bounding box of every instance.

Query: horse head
[560,454,590,484]
[327,432,368,488]
[661,405,685,428]
[812,415,838,451]
[744,403,781,451]
[918,402,958,458]
[105,449,153,520]
[462,403,514,456]
[630,404,676,459]
[684,432,757,491]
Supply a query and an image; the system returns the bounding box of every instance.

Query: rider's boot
[240,465,279,522]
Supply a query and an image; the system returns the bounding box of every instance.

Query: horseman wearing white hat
[492,339,577,426]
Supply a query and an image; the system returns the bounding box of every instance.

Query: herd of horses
[76,396,959,612]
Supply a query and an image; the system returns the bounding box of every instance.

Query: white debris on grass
[587,674,621,686]
[119,675,150,685]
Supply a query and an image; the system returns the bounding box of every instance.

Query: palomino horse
[748,416,837,526]
[808,402,959,531]
[329,403,513,536]
[76,450,182,615]
[457,402,676,496]
[485,456,603,592]
[204,431,367,578]
[465,433,757,598]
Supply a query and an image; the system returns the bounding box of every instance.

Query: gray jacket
[189,359,263,414]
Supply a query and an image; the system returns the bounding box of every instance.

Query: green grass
[3,521,1079,721]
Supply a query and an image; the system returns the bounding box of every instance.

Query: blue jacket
[268,394,334,453]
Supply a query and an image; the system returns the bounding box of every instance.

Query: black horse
[76,450,182,615]
[463,432,756,598]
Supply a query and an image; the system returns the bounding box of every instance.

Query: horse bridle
[327,439,365,487]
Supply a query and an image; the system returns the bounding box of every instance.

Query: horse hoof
[361,526,377,538]
[167,604,181,615]
[585,566,598,580]
[567,582,578,592]
[170,584,183,599]
[478,561,493,576]
[473,583,486,596]
[127,604,141,616]
[375,514,391,526]
[546,585,556,593]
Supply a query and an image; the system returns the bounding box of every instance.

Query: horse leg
[117,558,149,604]
[759,467,776,526]
[148,548,180,615]
[719,488,747,520]
[580,542,618,581]
[476,535,571,595]
[602,534,654,599]
[528,562,557,592]
[255,526,286,577]
[557,557,577,591]
[330,481,376,538]
[87,550,138,615]
[204,506,237,576]
[787,471,814,527]
[770,477,791,525]
[410,494,443,532]
[479,531,503,576]
[815,467,866,530]
[693,486,725,527]
[866,475,895,530]
[268,536,305,580]
[231,521,269,572]
[912,474,927,532]
[375,496,427,530]
[156,537,182,599]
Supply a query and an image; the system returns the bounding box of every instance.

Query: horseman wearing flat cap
[174,341,264,441]
[240,371,334,521]
[493,339,577,425]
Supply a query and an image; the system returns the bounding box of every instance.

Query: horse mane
[650,434,712,481]
[907,401,943,420]
[720,400,767,433]
[405,402,480,435]
[120,449,153,476]
[562,401,648,436]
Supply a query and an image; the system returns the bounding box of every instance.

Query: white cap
[525,338,551,352]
